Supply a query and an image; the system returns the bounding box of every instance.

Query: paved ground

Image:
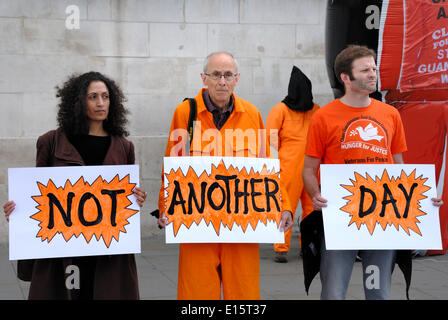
[1,232,448,300]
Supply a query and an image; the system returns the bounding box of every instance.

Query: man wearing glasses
[158,51,293,299]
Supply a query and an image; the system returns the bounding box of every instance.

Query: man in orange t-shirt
[303,45,443,300]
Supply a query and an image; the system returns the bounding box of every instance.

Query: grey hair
[203,51,239,74]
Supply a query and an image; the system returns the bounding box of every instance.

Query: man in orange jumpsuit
[267,66,319,263]
[158,52,293,300]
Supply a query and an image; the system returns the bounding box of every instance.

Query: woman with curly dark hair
[56,71,130,138]
[3,71,146,299]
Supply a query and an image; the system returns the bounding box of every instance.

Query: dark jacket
[300,210,412,300]
[19,128,139,300]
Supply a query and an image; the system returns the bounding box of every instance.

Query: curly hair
[56,71,130,137]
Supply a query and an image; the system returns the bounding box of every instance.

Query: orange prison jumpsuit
[159,89,291,299]
[267,102,319,253]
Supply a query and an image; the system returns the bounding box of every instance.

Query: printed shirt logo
[355,123,384,142]
[341,117,388,156]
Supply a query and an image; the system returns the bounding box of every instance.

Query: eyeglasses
[204,72,238,81]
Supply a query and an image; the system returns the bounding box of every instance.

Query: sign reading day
[320,164,442,250]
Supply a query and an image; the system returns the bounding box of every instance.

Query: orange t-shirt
[306,98,407,164]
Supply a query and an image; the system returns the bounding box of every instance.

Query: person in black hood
[266,66,320,263]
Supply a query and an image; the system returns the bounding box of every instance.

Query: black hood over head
[282,66,314,112]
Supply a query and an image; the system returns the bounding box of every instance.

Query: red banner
[379,0,448,92]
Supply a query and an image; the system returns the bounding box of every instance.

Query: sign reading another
[163,156,285,243]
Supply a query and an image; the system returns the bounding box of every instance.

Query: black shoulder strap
[183,98,197,147]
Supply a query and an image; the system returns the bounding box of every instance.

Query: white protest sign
[163,156,285,243]
[320,164,442,250]
[8,165,140,260]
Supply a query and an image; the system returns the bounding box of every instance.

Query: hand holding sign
[3,200,15,222]
[132,186,147,207]
[279,210,293,232]
[432,196,444,207]
[311,194,328,211]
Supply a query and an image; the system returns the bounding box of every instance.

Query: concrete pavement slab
[1,233,448,300]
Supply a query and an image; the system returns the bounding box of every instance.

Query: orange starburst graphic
[31,175,138,247]
[340,169,430,236]
[164,160,282,236]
